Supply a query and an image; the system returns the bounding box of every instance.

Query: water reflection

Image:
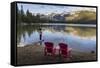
[17,25,96,52]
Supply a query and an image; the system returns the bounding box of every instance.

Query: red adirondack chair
[44,42,55,56]
[59,43,71,58]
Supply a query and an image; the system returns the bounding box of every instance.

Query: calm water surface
[17,24,96,52]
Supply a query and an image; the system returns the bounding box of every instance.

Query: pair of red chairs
[44,42,71,58]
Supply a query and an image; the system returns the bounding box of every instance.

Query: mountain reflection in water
[17,27,96,53]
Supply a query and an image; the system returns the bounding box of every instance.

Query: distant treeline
[17,5,96,24]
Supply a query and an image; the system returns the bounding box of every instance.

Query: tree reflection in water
[17,25,96,52]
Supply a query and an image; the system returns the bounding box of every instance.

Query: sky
[17,3,96,15]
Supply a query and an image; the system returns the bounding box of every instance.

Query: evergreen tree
[26,9,33,23]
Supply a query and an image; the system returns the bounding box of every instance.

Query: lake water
[17,24,96,53]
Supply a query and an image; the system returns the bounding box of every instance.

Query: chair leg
[59,50,61,56]
[68,50,72,58]
[44,48,47,56]
[53,48,56,57]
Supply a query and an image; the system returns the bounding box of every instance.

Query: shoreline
[17,44,96,65]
